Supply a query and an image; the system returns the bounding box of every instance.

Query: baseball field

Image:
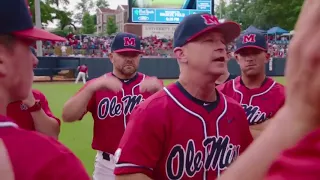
[32,77,285,175]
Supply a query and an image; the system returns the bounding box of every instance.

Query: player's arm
[250,88,285,139]
[62,82,96,122]
[236,105,253,150]
[36,152,91,180]
[114,104,165,179]
[63,76,122,122]
[249,120,270,139]
[31,92,61,139]
[219,107,316,180]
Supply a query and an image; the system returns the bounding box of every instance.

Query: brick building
[96,5,129,34]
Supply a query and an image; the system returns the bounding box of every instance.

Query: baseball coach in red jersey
[114,13,253,180]
[62,32,163,179]
[0,0,90,179]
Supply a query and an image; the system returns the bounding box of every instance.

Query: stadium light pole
[34,0,43,56]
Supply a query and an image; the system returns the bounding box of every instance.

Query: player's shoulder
[221,92,243,110]
[135,87,170,111]
[217,79,235,93]
[2,128,89,180]
[5,128,72,157]
[270,78,285,94]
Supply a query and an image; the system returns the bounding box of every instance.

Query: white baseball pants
[92,151,116,180]
[75,72,86,84]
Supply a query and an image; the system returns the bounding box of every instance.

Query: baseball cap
[235,32,267,53]
[111,32,142,53]
[173,13,241,48]
[0,0,65,42]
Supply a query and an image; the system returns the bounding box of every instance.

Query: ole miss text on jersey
[217,76,285,125]
[77,72,156,154]
[114,82,253,179]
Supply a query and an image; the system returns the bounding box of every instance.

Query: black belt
[102,152,111,161]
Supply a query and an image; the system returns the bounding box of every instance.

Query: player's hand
[139,77,163,93]
[89,75,122,93]
[283,0,320,124]
[23,91,36,107]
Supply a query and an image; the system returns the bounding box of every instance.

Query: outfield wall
[35,57,286,80]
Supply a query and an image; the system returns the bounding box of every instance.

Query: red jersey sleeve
[37,92,61,126]
[114,104,166,178]
[36,152,90,180]
[266,128,320,180]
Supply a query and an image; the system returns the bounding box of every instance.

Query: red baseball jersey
[7,89,60,131]
[78,72,156,154]
[266,128,320,180]
[0,115,90,180]
[79,65,88,73]
[114,82,253,179]
[217,77,285,125]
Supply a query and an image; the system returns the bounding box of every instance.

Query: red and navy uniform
[114,82,253,179]
[217,76,285,125]
[78,72,156,155]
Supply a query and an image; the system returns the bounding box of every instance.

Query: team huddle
[3,0,319,180]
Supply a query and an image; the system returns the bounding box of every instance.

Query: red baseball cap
[1,0,65,42]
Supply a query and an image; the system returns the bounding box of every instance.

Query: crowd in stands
[41,33,290,58]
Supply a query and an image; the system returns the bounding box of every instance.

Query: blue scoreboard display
[130,0,213,24]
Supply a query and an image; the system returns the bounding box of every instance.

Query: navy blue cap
[0,0,65,41]
[111,32,142,53]
[173,13,241,48]
[235,32,267,53]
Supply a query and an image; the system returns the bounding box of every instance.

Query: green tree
[27,0,73,26]
[45,0,69,7]
[106,16,118,35]
[96,0,109,9]
[74,0,94,23]
[224,0,303,30]
[215,0,228,19]
[82,12,96,34]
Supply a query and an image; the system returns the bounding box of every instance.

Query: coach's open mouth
[213,57,225,62]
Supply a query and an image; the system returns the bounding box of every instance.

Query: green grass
[32,77,285,175]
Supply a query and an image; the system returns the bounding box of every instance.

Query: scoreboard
[130,0,213,24]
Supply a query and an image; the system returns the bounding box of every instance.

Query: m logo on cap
[242,34,256,44]
[201,14,219,25]
[124,37,136,47]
